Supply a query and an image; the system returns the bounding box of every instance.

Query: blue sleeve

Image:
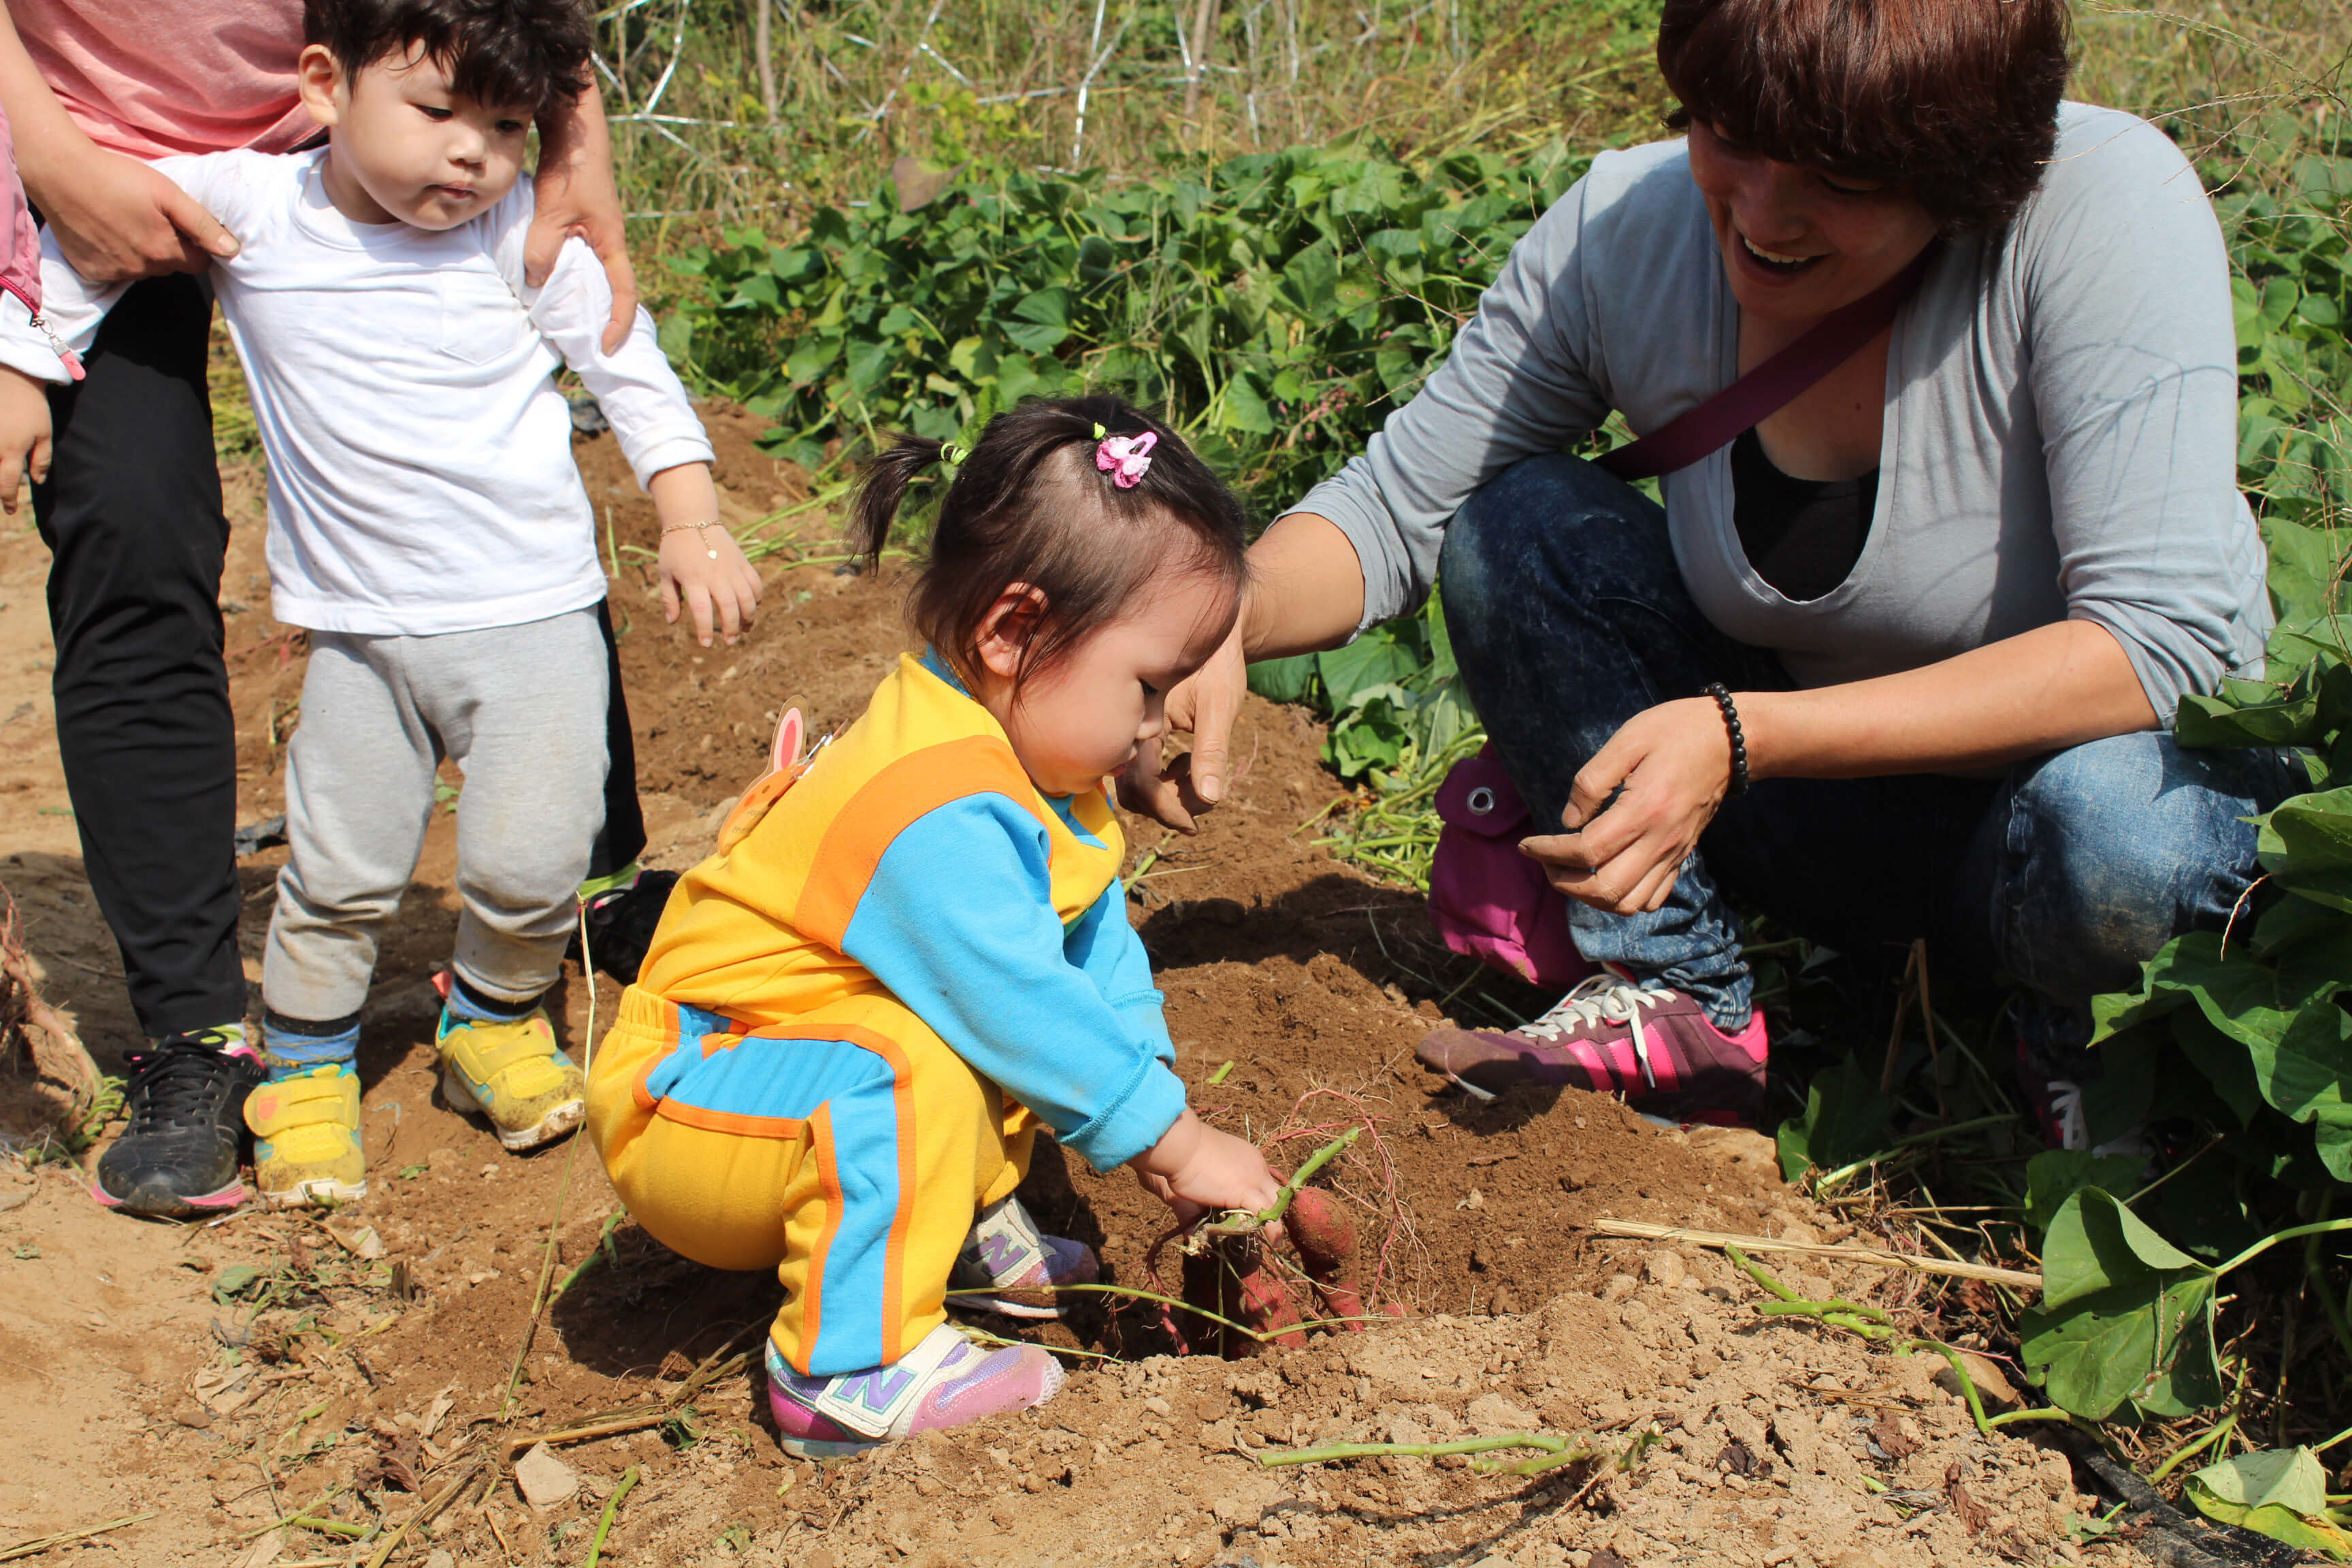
[1064,879,1176,1070]
[838,795,1188,1172]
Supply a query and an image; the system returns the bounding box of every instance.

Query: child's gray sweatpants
[262,607,610,1023]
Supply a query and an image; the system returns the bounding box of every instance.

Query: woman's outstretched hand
[1518,696,1736,916]
[1117,511,1367,832]
[1117,613,1248,832]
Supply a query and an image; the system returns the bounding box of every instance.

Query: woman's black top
[1729,427,1878,602]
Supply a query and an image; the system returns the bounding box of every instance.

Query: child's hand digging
[1133,1109,1286,1241]
[649,461,762,647]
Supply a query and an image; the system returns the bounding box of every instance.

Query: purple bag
[1427,745,1592,990]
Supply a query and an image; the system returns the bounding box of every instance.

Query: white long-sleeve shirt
[4,148,713,635]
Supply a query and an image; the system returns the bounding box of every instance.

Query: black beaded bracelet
[1703,682,1750,798]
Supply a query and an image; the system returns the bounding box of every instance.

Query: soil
[0,409,2134,1568]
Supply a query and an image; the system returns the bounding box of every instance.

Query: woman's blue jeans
[1438,455,2300,1040]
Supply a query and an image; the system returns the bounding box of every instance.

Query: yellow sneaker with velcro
[435,1009,585,1151]
[244,1063,367,1208]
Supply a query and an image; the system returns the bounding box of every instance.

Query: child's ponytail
[848,394,1250,690]
[846,434,950,572]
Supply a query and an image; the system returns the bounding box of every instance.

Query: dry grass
[599,0,2352,244]
[601,0,1668,242]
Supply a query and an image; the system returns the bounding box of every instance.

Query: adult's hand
[39,145,239,281]
[1520,696,1733,916]
[0,1,238,280]
[1117,510,1367,833]
[1117,613,1246,833]
[529,84,636,355]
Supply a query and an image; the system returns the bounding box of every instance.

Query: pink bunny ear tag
[768,706,805,774]
[717,707,812,856]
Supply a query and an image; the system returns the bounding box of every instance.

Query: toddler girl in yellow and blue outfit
[587,395,1285,1456]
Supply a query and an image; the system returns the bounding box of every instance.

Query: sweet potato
[1286,1188,1373,1328]
[1182,1235,1304,1356]
[1235,1257,1306,1352]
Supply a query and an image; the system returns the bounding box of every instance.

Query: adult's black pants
[32,274,644,1040]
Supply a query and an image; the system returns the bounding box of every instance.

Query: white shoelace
[1516,975,1678,1088]
[2045,1079,2155,1160]
[2047,1081,2089,1151]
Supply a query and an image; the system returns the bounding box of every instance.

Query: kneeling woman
[1128,0,2294,1143]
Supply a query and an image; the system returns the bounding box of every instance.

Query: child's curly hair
[849,395,1251,689]
[303,0,594,116]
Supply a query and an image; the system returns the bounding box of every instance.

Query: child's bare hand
[0,367,53,513]
[647,461,761,647]
[657,524,762,647]
[1133,1109,1285,1237]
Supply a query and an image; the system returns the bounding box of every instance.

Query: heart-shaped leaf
[2021,1189,2219,1420]
[2187,1449,2352,1561]
[1774,1054,1891,1183]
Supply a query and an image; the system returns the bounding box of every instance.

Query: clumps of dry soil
[715,1245,2097,1568]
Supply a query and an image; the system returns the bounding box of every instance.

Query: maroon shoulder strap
[1594,248,1932,483]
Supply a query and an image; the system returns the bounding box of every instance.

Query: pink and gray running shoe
[1416,973,1769,1126]
[766,1324,1064,1458]
[948,1194,1100,1318]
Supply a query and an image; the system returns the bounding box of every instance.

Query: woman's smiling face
[1685,118,1940,325]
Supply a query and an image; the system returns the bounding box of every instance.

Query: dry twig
[0,1513,154,1563]
[1590,1218,2040,1290]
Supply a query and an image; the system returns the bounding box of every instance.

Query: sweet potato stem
[1724,1247,2072,1437]
[1198,1126,1363,1237]
[943,1281,1389,1343]
[1260,1426,1660,1480]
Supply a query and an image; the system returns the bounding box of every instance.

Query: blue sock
[261,1009,359,1079]
[442,972,543,1026]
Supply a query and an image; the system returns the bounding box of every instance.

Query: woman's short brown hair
[1657,0,2074,232]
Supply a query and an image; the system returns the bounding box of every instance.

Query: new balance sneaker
[766,1324,1064,1459]
[436,1009,586,1151]
[246,1062,367,1208]
[568,866,680,986]
[92,1028,265,1218]
[1416,973,1769,1126]
[948,1194,1101,1318]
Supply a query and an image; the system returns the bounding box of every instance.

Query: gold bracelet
[662,519,724,560]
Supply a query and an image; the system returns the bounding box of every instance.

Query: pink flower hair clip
[1094,428,1157,489]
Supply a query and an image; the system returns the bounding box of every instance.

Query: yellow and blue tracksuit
[587,651,1186,1377]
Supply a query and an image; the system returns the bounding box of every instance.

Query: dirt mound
[0,414,2123,1568]
[736,1254,2092,1568]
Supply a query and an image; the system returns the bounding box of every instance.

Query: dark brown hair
[1656,0,2074,232]
[849,395,1250,690]
[304,0,593,115]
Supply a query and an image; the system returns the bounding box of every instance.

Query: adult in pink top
[0,0,659,1220]
[10,0,317,158]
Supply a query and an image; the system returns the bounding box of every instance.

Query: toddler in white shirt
[0,0,762,1208]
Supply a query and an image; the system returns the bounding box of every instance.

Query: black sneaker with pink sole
[1416,975,1770,1126]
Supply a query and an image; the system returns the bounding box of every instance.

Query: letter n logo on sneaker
[840,1366,913,1415]
[973,1230,1040,1280]
[812,1367,915,1439]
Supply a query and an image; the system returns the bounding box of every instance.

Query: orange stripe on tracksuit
[587,654,1137,1376]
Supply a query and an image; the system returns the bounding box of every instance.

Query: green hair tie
[941,441,971,469]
